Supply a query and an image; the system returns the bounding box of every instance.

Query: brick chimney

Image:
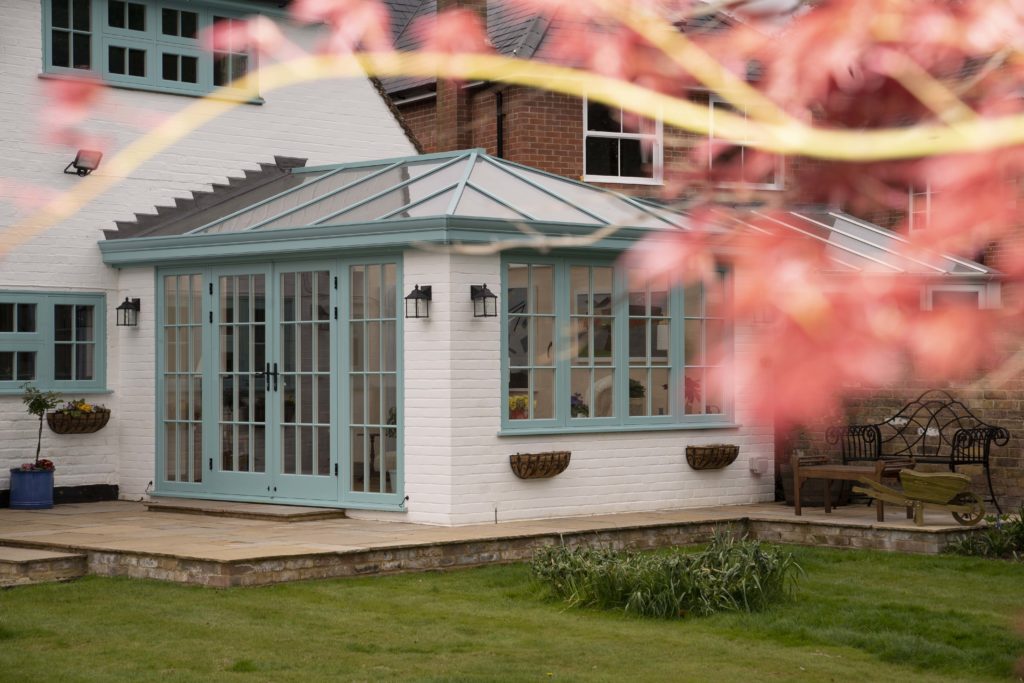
[435,0,487,151]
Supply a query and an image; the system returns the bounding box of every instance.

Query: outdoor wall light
[116,297,141,327]
[404,285,432,319]
[470,284,497,318]
[64,149,103,177]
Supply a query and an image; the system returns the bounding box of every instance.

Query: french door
[157,259,401,507]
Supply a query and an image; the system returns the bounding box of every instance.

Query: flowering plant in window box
[47,398,111,435]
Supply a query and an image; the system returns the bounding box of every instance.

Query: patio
[0,499,982,587]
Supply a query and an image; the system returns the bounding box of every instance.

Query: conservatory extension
[98,149,994,525]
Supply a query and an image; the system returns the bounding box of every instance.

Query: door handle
[270,362,279,392]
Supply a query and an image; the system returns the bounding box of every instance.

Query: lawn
[0,546,1022,682]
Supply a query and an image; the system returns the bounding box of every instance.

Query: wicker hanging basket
[46,410,111,435]
[509,451,571,479]
[685,444,739,471]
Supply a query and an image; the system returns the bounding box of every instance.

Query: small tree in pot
[9,384,63,509]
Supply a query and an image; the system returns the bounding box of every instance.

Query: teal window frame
[41,0,258,99]
[0,291,107,394]
[500,257,732,432]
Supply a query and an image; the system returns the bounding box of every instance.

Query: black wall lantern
[470,284,497,318]
[404,285,432,319]
[64,149,103,177]
[116,297,141,327]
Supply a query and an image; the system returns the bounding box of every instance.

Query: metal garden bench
[826,389,1009,514]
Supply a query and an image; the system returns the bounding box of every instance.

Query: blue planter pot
[9,468,54,509]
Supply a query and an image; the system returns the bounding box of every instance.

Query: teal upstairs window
[0,291,107,394]
[502,258,731,432]
[43,0,255,98]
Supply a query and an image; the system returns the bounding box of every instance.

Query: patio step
[145,497,347,522]
[0,546,87,586]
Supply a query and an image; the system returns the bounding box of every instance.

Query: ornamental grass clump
[531,532,801,619]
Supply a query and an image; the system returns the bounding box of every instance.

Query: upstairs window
[43,0,255,98]
[908,184,932,231]
[708,95,784,190]
[583,98,663,185]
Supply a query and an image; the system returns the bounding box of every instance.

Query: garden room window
[0,292,106,393]
[583,98,663,185]
[503,260,731,430]
[43,0,255,98]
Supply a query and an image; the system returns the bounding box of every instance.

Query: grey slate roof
[381,0,554,96]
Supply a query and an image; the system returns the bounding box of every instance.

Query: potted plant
[10,385,63,509]
[570,392,590,418]
[508,395,530,420]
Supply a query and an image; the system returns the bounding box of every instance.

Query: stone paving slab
[146,497,348,522]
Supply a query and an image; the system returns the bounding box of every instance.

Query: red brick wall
[401,99,437,154]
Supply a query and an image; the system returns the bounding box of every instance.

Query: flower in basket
[55,398,110,417]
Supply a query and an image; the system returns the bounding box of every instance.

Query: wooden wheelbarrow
[853,469,985,526]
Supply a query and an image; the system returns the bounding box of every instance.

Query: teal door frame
[154,255,405,510]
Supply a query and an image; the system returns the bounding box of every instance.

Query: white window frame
[708,95,784,190]
[908,183,932,232]
[582,97,664,186]
[922,283,998,310]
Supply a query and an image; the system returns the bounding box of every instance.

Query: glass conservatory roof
[720,208,993,276]
[189,149,684,235]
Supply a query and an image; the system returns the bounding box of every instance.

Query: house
[1,0,1013,524]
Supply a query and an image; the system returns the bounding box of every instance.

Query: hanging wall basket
[685,444,739,471]
[510,451,571,479]
[47,410,111,435]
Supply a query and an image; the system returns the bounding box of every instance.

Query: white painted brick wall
[0,0,416,496]
[349,250,775,526]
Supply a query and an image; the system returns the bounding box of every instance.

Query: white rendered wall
[0,0,417,496]
[348,249,775,526]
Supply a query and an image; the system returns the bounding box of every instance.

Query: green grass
[0,546,1022,682]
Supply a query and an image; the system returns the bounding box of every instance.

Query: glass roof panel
[498,161,672,227]
[255,165,405,230]
[199,167,373,234]
[313,158,469,224]
[468,159,596,224]
[385,188,456,219]
[250,159,465,231]
[456,186,531,220]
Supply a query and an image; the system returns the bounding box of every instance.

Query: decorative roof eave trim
[98,215,658,267]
